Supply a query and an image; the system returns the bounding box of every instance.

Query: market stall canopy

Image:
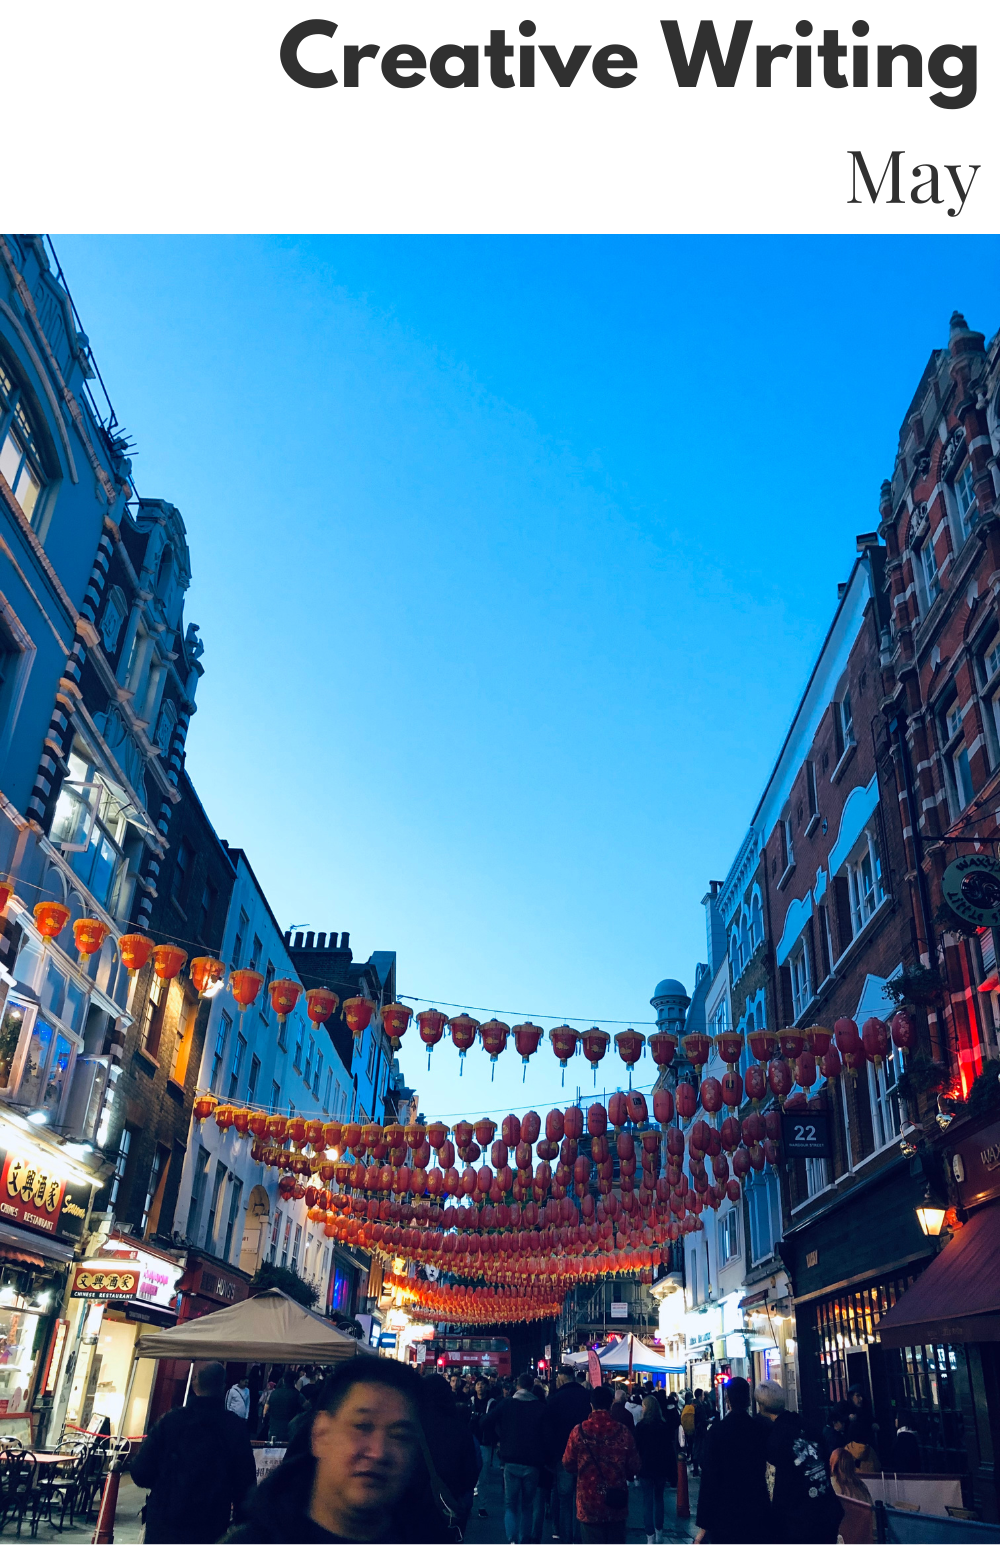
[598,1334,685,1375]
[134,1288,376,1363]
[877,1201,1000,1346]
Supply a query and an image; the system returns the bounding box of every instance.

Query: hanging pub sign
[0,1144,91,1241]
[942,854,1000,928]
[782,1111,831,1158]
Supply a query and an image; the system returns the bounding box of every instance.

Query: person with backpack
[562,1383,640,1544]
[755,1380,843,1544]
[130,1361,257,1544]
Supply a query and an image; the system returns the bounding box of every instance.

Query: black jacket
[130,1395,257,1545]
[695,1409,770,1544]
[483,1393,546,1467]
[224,1453,447,1544]
[634,1418,674,1483]
[766,1410,843,1545]
[544,1383,593,1468]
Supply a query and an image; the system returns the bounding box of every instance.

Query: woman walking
[634,1396,673,1544]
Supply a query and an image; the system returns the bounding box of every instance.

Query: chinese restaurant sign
[0,1146,90,1240]
[72,1265,140,1300]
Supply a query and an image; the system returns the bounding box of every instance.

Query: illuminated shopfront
[63,1235,183,1437]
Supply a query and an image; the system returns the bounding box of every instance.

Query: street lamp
[915,1190,946,1237]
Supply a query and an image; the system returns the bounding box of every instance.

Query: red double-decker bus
[412,1333,512,1378]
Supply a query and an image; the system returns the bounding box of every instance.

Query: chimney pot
[341,931,350,950]
[294,932,304,949]
[317,932,326,949]
[283,930,291,944]
[306,931,315,949]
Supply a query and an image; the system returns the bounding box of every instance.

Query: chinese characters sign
[0,1147,90,1240]
[72,1265,140,1299]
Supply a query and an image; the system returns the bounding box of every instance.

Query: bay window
[50,748,135,914]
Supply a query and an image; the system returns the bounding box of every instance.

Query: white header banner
[5,1,995,232]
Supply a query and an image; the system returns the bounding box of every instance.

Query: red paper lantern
[675,1082,698,1123]
[821,1044,842,1083]
[834,1017,861,1054]
[190,955,225,996]
[715,1031,745,1067]
[33,901,71,939]
[118,932,155,973]
[805,1024,833,1058]
[474,1119,497,1147]
[479,1019,510,1078]
[608,1093,629,1130]
[416,1009,448,1071]
[720,1117,740,1152]
[626,1090,648,1125]
[269,978,302,1021]
[230,967,264,1011]
[343,996,375,1040]
[721,1069,743,1107]
[778,1030,805,1061]
[653,1089,674,1127]
[748,1029,779,1062]
[700,1077,723,1115]
[306,987,340,1029]
[862,1017,889,1068]
[890,1010,918,1052]
[587,1104,607,1137]
[153,944,188,981]
[580,1028,610,1085]
[521,1111,541,1145]
[549,1025,579,1083]
[449,1014,480,1073]
[564,1106,584,1140]
[501,1114,522,1147]
[383,1003,413,1048]
[648,1032,677,1069]
[732,1147,750,1182]
[193,1093,218,1122]
[767,1058,792,1103]
[741,1112,763,1145]
[614,1031,645,1082]
[511,1022,544,1080]
[73,917,110,964]
[744,1063,767,1105]
[682,1032,712,1071]
[794,1050,818,1089]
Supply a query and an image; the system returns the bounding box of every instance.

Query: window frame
[954,461,976,543]
[719,1207,740,1263]
[0,360,48,529]
[939,699,974,818]
[789,938,811,1020]
[844,825,887,938]
[211,1011,232,1094]
[916,534,941,613]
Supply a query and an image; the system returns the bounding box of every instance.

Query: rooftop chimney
[340,931,350,950]
[317,932,326,949]
[305,931,315,949]
[294,932,304,948]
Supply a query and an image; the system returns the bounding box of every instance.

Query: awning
[877,1201,1000,1346]
[0,1221,76,1266]
[134,1287,376,1363]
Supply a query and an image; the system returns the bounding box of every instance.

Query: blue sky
[55,235,999,1122]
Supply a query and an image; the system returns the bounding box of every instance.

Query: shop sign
[951,1118,1000,1210]
[73,1248,183,1310]
[610,1302,628,1320]
[198,1268,242,1303]
[0,1146,90,1240]
[942,854,1000,928]
[782,1111,831,1158]
[72,1264,141,1300]
[415,1344,427,1364]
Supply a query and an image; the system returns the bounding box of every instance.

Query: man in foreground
[562,1383,640,1544]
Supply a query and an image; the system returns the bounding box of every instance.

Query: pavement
[465,1453,701,1545]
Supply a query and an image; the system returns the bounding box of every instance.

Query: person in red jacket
[562,1384,640,1544]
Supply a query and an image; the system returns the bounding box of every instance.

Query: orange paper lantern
[230,968,264,1012]
[153,944,187,981]
[190,956,226,995]
[73,916,110,964]
[193,1093,218,1122]
[383,1003,413,1048]
[34,901,71,939]
[343,996,375,1039]
[118,932,155,973]
[269,978,302,1022]
[306,987,340,1028]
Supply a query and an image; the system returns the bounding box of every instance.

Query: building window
[835,691,855,759]
[781,815,795,876]
[978,637,1000,767]
[198,882,217,942]
[187,1146,210,1239]
[223,1178,243,1261]
[141,1146,165,1235]
[789,940,811,1020]
[249,935,262,973]
[805,1156,830,1197]
[0,362,45,525]
[247,1055,261,1104]
[324,1069,333,1112]
[747,1168,781,1265]
[49,748,132,913]
[292,1224,302,1271]
[211,1012,231,1093]
[304,1036,313,1087]
[806,759,819,823]
[269,1207,282,1264]
[314,1053,323,1100]
[109,1126,132,1207]
[270,1080,280,1113]
[206,1161,227,1248]
[955,462,976,541]
[280,1215,292,1268]
[262,963,274,1020]
[868,1042,902,1149]
[228,1032,247,1098]
[170,999,196,1086]
[846,827,886,935]
[719,1208,739,1262]
[818,903,835,979]
[917,538,940,611]
[171,839,192,902]
[750,895,763,951]
[941,701,974,815]
[233,910,248,969]
[139,975,167,1060]
[293,1024,303,1072]
[366,1036,377,1080]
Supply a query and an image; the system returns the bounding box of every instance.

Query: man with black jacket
[755,1380,842,1544]
[483,1372,547,1543]
[546,1369,592,1542]
[130,1362,257,1544]
[693,1377,770,1544]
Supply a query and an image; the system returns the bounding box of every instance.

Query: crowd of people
[125,1356,883,1545]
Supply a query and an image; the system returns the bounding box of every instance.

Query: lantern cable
[397,993,656,1026]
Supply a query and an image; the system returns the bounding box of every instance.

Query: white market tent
[134,1288,375,1365]
[598,1334,685,1376]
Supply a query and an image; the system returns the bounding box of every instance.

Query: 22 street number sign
[0,1147,90,1241]
[782,1111,831,1158]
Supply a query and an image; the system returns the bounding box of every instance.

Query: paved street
[465,1453,700,1545]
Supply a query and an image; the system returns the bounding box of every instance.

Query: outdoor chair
[0,1451,38,1537]
[35,1444,87,1532]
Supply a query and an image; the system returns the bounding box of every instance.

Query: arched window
[739,915,750,970]
[729,932,740,974]
[750,895,763,951]
[0,359,46,527]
